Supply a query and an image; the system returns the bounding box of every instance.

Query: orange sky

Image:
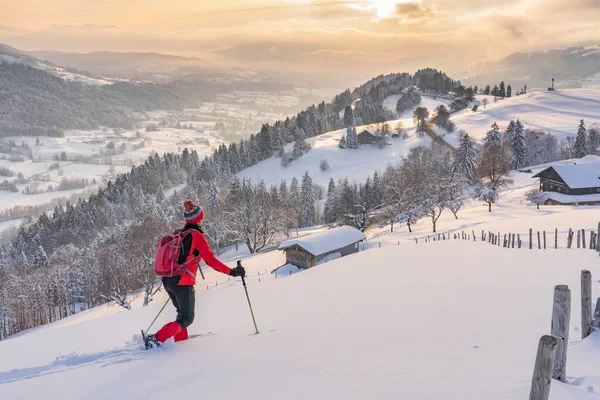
[1,0,598,83]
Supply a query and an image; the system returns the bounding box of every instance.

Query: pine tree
[33,245,48,269]
[573,119,587,159]
[300,172,316,227]
[511,119,526,169]
[346,126,358,149]
[484,130,502,149]
[452,134,478,183]
[324,178,337,224]
[588,126,599,155]
[499,81,506,97]
[279,180,289,205]
[208,181,221,211]
[338,134,347,149]
[506,85,512,97]
[504,120,516,146]
[19,250,30,270]
[257,124,272,160]
[343,105,355,128]
[491,122,499,132]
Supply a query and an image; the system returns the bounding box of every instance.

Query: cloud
[394,2,434,21]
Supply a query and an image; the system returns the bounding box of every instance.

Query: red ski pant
[156,276,195,343]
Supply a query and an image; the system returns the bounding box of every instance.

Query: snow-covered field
[239,89,600,190]
[439,89,600,147]
[3,194,600,399]
[238,95,453,188]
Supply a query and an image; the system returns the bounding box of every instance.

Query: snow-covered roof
[534,163,600,189]
[278,226,366,256]
[358,128,376,136]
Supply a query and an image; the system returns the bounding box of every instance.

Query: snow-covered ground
[4,206,600,399]
[238,96,453,188]
[438,89,600,147]
[5,89,600,399]
[239,89,600,189]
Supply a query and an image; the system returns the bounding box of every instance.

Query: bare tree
[475,143,512,212]
[525,189,549,210]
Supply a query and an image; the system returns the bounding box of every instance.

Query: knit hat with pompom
[183,200,204,225]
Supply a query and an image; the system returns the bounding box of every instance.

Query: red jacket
[178,229,231,285]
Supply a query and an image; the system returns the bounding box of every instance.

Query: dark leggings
[162,276,195,329]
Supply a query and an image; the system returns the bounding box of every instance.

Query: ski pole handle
[238,260,248,287]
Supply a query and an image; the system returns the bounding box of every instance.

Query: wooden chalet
[533,163,600,205]
[278,226,366,269]
[357,128,377,145]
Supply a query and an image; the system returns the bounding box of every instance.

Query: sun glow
[370,0,401,18]
[349,0,421,19]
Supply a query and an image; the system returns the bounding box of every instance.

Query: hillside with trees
[0,62,220,136]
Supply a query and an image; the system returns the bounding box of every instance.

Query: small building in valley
[532,163,600,205]
[278,226,366,269]
[357,128,377,145]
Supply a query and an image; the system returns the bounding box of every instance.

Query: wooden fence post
[593,298,600,329]
[537,231,541,250]
[581,270,592,340]
[512,233,515,248]
[503,234,507,248]
[582,229,586,248]
[518,234,522,248]
[498,232,500,247]
[530,228,533,249]
[577,229,581,248]
[543,231,546,249]
[567,229,573,249]
[551,285,571,382]
[555,228,558,249]
[529,335,558,400]
[597,222,600,253]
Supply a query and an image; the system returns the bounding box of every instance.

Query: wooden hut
[278,226,366,269]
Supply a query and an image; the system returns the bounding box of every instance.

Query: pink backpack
[154,230,199,278]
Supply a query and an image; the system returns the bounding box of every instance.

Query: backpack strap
[175,229,202,279]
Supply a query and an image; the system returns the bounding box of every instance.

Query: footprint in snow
[473,345,479,349]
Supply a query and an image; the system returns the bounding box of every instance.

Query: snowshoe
[141,330,161,350]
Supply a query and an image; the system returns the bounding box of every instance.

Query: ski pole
[239,261,259,334]
[197,260,205,280]
[146,298,169,333]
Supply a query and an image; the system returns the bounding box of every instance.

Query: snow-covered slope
[440,89,600,147]
[5,141,600,398]
[238,96,452,187]
[3,229,600,399]
[239,89,600,188]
